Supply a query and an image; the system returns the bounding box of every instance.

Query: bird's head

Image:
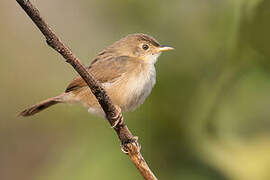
[107,33,174,64]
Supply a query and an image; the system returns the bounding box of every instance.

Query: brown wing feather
[65,55,131,92]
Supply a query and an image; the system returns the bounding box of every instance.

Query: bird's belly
[86,74,155,116]
[116,66,156,112]
[81,64,156,116]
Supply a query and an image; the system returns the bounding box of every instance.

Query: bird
[19,33,173,121]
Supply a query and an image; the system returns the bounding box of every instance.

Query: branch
[16,0,158,180]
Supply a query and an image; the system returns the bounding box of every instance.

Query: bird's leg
[108,105,141,154]
[110,105,124,128]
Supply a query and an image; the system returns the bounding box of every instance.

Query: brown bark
[16,0,158,180]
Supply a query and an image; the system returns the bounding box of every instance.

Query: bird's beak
[158,45,174,52]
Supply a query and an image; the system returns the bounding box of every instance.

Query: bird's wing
[65,55,134,92]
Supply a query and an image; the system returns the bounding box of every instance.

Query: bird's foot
[120,136,141,154]
[110,105,124,128]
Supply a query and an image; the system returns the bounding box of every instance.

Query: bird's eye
[142,44,149,50]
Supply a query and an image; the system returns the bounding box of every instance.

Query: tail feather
[19,94,65,117]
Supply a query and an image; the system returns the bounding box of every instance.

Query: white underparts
[122,53,160,112]
[67,52,161,117]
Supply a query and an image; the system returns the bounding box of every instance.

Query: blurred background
[1,0,270,179]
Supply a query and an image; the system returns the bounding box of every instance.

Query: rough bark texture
[16,0,157,180]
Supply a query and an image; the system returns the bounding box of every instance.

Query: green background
[1,0,270,179]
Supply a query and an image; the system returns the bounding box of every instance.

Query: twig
[16,0,158,180]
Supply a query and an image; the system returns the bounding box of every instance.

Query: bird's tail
[19,93,67,117]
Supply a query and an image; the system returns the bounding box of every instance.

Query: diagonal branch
[16,0,158,180]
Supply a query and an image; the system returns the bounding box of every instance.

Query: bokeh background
[1,0,270,179]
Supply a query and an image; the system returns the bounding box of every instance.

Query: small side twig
[16,0,158,180]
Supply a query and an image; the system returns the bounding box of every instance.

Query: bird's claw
[111,114,123,128]
[120,144,129,154]
[110,105,124,128]
[120,136,141,154]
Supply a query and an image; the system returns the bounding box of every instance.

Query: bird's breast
[119,63,156,112]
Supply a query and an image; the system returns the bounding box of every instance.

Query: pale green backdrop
[1,0,270,179]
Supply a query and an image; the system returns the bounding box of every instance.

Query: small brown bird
[19,33,173,119]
